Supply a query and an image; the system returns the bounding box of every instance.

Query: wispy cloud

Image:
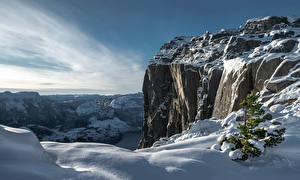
[0,0,145,94]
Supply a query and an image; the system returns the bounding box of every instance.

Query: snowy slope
[1,84,300,180]
[0,85,299,179]
[1,114,300,180]
[0,125,71,180]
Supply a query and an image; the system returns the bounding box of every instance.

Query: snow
[263,38,295,52]
[287,15,300,23]
[217,134,226,143]
[248,139,265,153]
[0,91,39,111]
[1,94,300,180]
[153,118,221,147]
[223,58,246,74]
[246,16,272,23]
[270,104,285,113]
[0,91,143,143]
[265,81,300,106]
[109,94,142,109]
[229,149,244,160]
[210,143,221,151]
[88,117,130,133]
[221,142,235,152]
[0,125,69,180]
[223,57,246,82]
[0,91,40,99]
[1,16,300,179]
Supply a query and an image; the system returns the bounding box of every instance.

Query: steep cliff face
[139,16,300,148]
[139,64,222,147]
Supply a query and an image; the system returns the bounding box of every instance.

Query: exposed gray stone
[244,16,289,34]
[290,69,300,78]
[254,57,284,91]
[272,59,300,77]
[263,113,273,120]
[266,79,297,93]
[269,40,297,53]
[272,31,295,40]
[223,37,261,59]
[139,16,300,149]
[138,64,222,148]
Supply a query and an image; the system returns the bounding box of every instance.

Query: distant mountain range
[0,91,143,144]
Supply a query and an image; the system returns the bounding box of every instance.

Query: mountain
[0,15,300,180]
[139,16,300,148]
[0,91,143,144]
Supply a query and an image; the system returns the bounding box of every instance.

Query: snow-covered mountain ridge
[139,16,300,148]
[0,91,143,143]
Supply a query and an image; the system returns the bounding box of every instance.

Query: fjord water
[115,131,141,150]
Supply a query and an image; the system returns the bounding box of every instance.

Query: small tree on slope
[218,92,286,161]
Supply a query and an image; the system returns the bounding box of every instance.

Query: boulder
[272,59,300,77]
[269,40,297,53]
[272,31,295,40]
[290,69,300,78]
[254,57,284,91]
[244,16,289,34]
[223,37,261,59]
[266,79,297,93]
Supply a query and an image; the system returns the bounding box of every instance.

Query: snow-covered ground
[1,92,299,180]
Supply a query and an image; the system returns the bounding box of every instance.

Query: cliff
[138,16,300,148]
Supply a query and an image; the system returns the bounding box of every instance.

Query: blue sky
[0,0,299,94]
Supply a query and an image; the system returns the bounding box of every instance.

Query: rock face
[139,64,222,147]
[139,16,300,148]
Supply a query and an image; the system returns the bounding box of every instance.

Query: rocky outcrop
[138,64,222,148]
[139,16,300,148]
[223,37,261,59]
[212,57,300,118]
[243,16,289,34]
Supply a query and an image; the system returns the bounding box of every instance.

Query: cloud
[0,0,145,94]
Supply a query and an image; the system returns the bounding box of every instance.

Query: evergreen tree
[219,91,286,161]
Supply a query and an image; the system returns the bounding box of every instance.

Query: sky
[0,0,299,95]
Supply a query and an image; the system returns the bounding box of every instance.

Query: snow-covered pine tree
[219,92,286,161]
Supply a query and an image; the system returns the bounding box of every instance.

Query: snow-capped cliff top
[246,15,300,24]
[151,16,300,68]
[246,16,273,23]
[287,15,300,23]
